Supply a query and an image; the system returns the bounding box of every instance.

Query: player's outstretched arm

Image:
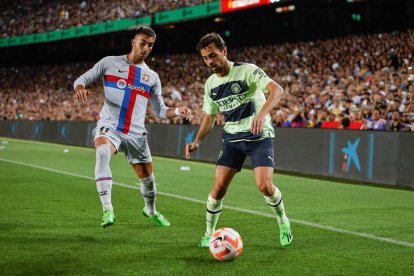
[74,84,91,103]
[165,107,193,121]
[185,113,216,160]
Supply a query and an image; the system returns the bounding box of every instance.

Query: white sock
[140,173,157,215]
[206,194,223,236]
[95,144,113,210]
[264,187,289,224]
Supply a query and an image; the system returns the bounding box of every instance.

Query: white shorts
[94,124,152,164]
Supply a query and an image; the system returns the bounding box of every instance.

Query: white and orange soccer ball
[209,228,243,261]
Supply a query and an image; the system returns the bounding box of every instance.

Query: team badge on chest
[142,73,150,83]
[231,83,241,94]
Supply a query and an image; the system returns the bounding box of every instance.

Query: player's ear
[131,39,135,47]
[223,46,227,57]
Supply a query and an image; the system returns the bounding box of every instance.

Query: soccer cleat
[279,221,293,247]
[101,208,115,228]
[199,234,211,248]
[142,208,170,227]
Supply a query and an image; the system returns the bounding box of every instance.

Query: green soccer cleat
[279,221,293,247]
[199,234,211,248]
[101,208,115,228]
[142,208,170,227]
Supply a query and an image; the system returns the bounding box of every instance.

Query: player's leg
[254,166,292,247]
[127,136,169,227]
[94,134,118,228]
[200,141,244,247]
[199,165,238,247]
[250,139,292,247]
[131,163,169,226]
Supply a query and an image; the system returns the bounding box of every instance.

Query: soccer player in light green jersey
[185,33,293,248]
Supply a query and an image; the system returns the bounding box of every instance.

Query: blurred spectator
[339,117,351,130]
[1,28,413,133]
[362,108,387,130]
[0,0,215,37]
[388,111,410,131]
[411,117,414,132]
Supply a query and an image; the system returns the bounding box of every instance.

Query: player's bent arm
[73,57,109,102]
[194,113,216,144]
[259,80,285,115]
[251,81,285,135]
[185,113,216,159]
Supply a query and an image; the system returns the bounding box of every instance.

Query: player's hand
[185,140,200,160]
[178,107,193,121]
[251,113,266,135]
[75,85,91,103]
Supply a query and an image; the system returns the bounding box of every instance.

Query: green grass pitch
[0,137,413,275]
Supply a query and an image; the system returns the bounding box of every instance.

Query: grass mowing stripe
[1,157,413,249]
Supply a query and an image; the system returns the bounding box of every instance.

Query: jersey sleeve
[248,64,273,93]
[73,56,108,89]
[149,73,169,119]
[202,81,218,115]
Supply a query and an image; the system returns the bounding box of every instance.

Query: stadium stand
[1,28,413,131]
[0,0,215,37]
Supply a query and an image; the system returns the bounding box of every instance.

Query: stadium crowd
[1,29,414,132]
[0,0,215,38]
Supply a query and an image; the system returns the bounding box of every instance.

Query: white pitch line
[1,157,413,248]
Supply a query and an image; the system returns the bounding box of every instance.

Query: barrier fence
[0,120,412,188]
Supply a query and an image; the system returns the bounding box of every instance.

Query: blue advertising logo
[11,122,17,136]
[34,123,42,140]
[60,124,68,141]
[176,126,199,158]
[341,138,361,172]
[185,130,195,145]
[328,132,375,180]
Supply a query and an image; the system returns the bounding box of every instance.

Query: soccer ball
[209,228,243,261]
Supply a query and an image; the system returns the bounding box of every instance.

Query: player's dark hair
[196,33,225,52]
[134,26,156,38]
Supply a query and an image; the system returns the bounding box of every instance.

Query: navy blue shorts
[216,138,275,172]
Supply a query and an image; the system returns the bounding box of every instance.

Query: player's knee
[257,179,274,196]
[211,185,227,199]
[140,174,155,188]
[96,144,111,165]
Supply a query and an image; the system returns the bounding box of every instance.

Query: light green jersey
[202,61,274,142]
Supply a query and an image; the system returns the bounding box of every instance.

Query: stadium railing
[0,2,221,48]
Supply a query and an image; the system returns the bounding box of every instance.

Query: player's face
[200,43,228,74]
[131,34,155,61]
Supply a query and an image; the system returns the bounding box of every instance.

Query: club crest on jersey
[231,83,241,94]
[142,73,150,83]
[117,79,127,89]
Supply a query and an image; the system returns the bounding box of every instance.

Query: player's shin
[95,144,113,211]
[140,173,157,215]
[264,187,289,224]
[206,194,223,236]
[264,186,293,247]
